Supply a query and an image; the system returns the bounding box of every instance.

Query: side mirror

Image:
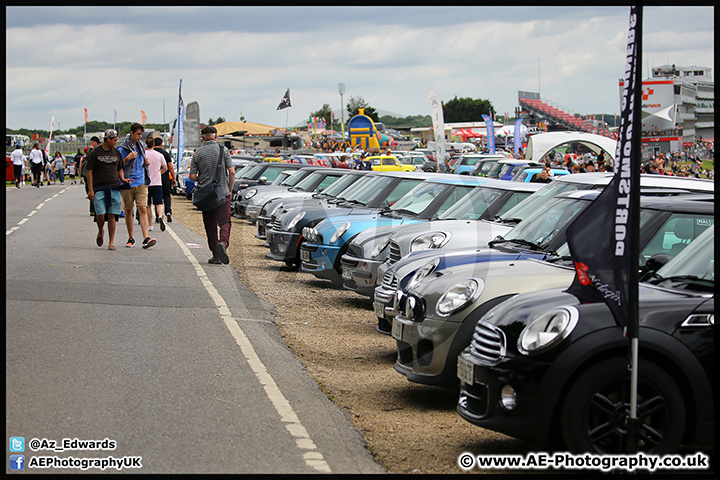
[639,253,673,281]
[258,176,267,184]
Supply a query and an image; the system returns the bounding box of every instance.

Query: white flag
[427,90,446,168]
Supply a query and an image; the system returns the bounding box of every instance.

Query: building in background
[621,64,714,157]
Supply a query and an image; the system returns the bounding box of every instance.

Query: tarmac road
[5,183,384,474]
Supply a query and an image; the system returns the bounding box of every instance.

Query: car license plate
[391,318,404,341]
[342,267,352,280]
[300,249,310,263]
[457,356,475,385]
[374,301,385,319]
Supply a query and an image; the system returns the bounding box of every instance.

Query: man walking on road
[86,129,130,251]
[118,123,155,249]
[189,125,235,264]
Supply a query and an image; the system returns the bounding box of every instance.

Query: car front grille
[388,241,402,264]
[468,320,506,365]
[380,272,398,292]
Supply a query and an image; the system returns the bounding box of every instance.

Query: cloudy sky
[6,6,714,132]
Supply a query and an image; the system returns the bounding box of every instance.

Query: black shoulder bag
[192,146,227,211]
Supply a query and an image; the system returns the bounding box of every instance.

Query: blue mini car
[299,175,491,284]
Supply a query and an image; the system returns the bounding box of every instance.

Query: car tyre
[560,357,685,454]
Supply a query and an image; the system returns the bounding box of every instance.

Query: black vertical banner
[565,6,642,339]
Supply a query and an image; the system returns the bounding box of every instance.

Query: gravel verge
[170,195,532,474]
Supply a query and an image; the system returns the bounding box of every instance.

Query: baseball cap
[104,129,118,139]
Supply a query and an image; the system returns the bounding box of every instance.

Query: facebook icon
[10,455,25,470]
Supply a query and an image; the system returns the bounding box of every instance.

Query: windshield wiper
[386,208,419,217]
[650,275,714,285]
[494,214,522,225]
[488,238,549,253]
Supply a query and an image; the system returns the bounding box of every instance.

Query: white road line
[7,187,73,236]
[166,224,332,474]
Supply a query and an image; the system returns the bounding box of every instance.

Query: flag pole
[625,4,643,454]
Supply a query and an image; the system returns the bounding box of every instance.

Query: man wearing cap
[86,129,130,250]
[189,125,235,264]
[118,122,155,249]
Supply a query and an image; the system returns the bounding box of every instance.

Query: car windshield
[259,167,288,183]
[461,156,482,166]
[342,175,396,204]
[292,172,327,191]
[280,170,312,187]
[486,161,506,178]
[320,174,361,197]
[438,187,530,220]
[386,182,444,214]
[501,196,590,249]
[240,165,263,179]
[651,224,714,283]
[498,180,590,223]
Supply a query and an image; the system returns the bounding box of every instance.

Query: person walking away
[53,151,67,185]
[11,144,26,188]
[85,129,129,251]
[28,143,44,188]
[118,123,155,249]
[81,137,101,216]
[154,137,176,223]
[188,125,235,264]
[44,149,56,185]
[143,136,168,232]
[67,156,76,184]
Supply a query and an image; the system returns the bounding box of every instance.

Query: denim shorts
[94,189,122,216]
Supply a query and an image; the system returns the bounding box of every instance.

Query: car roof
[480,180,546,192]
[556,189,715,213]
[374,171,438,180]
[420,174,490,186]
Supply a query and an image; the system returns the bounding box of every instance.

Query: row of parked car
[223,164,714,455]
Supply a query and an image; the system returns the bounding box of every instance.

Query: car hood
[473,284,713,357]
[390,248,547,286]
[408,257,574,298]
[314,213,424,244]
[389,219,513,253]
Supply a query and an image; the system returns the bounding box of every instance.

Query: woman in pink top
[144,136,168,231]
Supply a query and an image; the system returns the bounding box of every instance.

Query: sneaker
[142,237,156,249]
[208,257,222,265]
[159,217,166,232]
[148,225,154,232]
[166,213,172,223]
[215,241,230,264]
[125,237,136,248]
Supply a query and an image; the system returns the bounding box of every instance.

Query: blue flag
[482,114,495,154]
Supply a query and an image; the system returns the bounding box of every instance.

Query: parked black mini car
[457,224,714,454]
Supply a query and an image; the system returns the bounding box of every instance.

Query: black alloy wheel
[560,357,685,454]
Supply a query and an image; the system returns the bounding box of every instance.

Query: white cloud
[6,6,714,131]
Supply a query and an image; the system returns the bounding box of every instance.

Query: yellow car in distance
[369,155,416,172]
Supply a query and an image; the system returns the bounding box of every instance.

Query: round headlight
[287,211,306,231]
[330,222,351,244]
[244,188,257,199]
[408,258,439,290]
[436,279,484,317]
[410,232,449,252]
[371,235,392,258]
[517,306,579,355]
